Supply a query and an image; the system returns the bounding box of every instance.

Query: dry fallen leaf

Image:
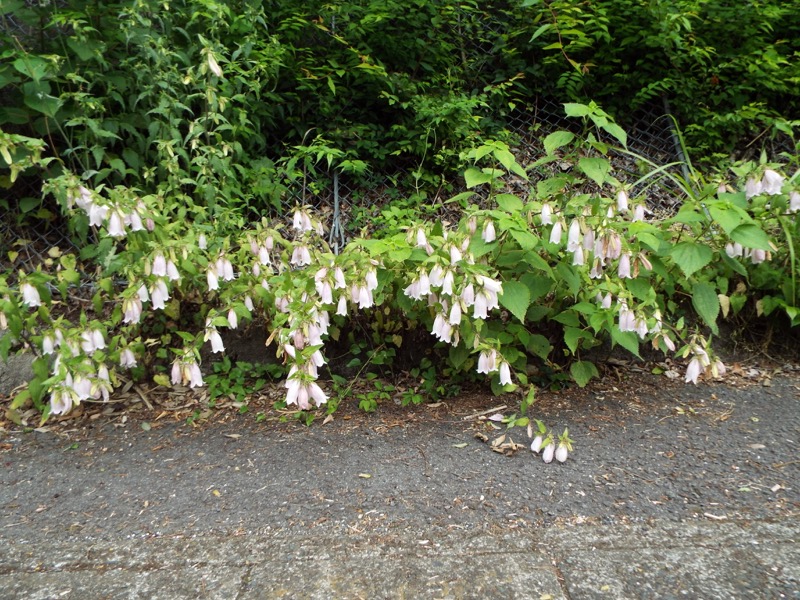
[452,443,468,449]
[357,473,371,479]
[224,434,241,439]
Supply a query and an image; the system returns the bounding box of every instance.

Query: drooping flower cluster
[67,185,151,238]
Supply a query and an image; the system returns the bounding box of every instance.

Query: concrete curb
[2,519,796,599]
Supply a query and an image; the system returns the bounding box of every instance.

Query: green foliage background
[2,0,798,217]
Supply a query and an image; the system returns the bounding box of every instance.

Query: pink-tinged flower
[601,293,612,309]
[638,253,653,272]
[542,442,555,463]
[127,210,144,232]
[750,249,767,264]
[146,218,155,232]
[357,286,373,309]
[618,303,635,332]
[120,348,137,368]
[632,204,646,222]
[20,282,41,307]
[151,279,169,310]
[291,245,311,267]
[449,301,462,326]
[50,387,74,416]
[467,216,478,236]
[171,359,181,385]
[477,349,498,374]
[487,413,504,422]
[761,169,784,195]
[618,253,632,278]
[482,219,496,243]
[254,246,268,265]
[122,297,143,324]
[790,191,800,213]
[207,269,219,291]
[461,283,475,307]
[616,190,629,212]
[218,258,234,281]
[745,177,762,199]
[660,334,676,352]
[415,227,428,249]
[717,182,728,194]
[589,259,603,279]
[227,309,238,329]
[725,242,744,258]
[450,245,462,265]
[152,254,167,277]
[107,210,126,238]
[293,208,313,232]
[336,295,348,316]
[429,265,444,287]
[88,203,109,227]
[0,311,7,330]
[685,357,703,384]
[243,296,254,312]
[198,233,208,250]
[531,436,544,453]
[441,270,455,296]
[606,233,622,260]
[364,269,378,292]
[166,260,180,281]
[540,203,553,225]
[567,220,581,251]
[308,382,328,406]
[498,361,512,386]
[634,316,648,339]
[582,227,595,251]
[572,245,585,266]
[333,267,346,289]
[549,220,563,245]
[42,334,56,355]
[555,443,568,463]
[207,329,224,353]
[473,292,488,319]
[73,375,93,400]
[186,362,203,387]
[137,284,149,303]
[712,359,726,378]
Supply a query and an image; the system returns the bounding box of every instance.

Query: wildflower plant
[2,100,800,425]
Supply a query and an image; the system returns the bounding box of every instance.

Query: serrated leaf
[611,328,641,357]
[729,223,771,251]
[500,280,531,323]
[510,228,539,250]
[543,130,575,155]
[602,122,628,147]
[570,360,599,387]
[578,157,611,187]
[692,282,720,334]
[563,103,591,117]
[464,167,493,188]
[495,193,524,212]
[669,242,713,278]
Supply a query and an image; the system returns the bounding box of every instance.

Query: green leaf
[708,203,744,235]
[464,167,493,188]
[526,334,552,360]
[564,326,592,354]
[500,280,531,323]
[570,360,599,387]
[448,343,470,370]
[13,57,50,82]
[602,122,627,147]
[543,131,575,155]
[564,103,591,118]
[529,23,551,40]
[578,157,610,187]
[510,228,539,251]
[670,242,713,278]
[692,282,720,334]
[611,328,641,357]
[521,273,552,300]
[495,193,524,213]
[729,224,772,251]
